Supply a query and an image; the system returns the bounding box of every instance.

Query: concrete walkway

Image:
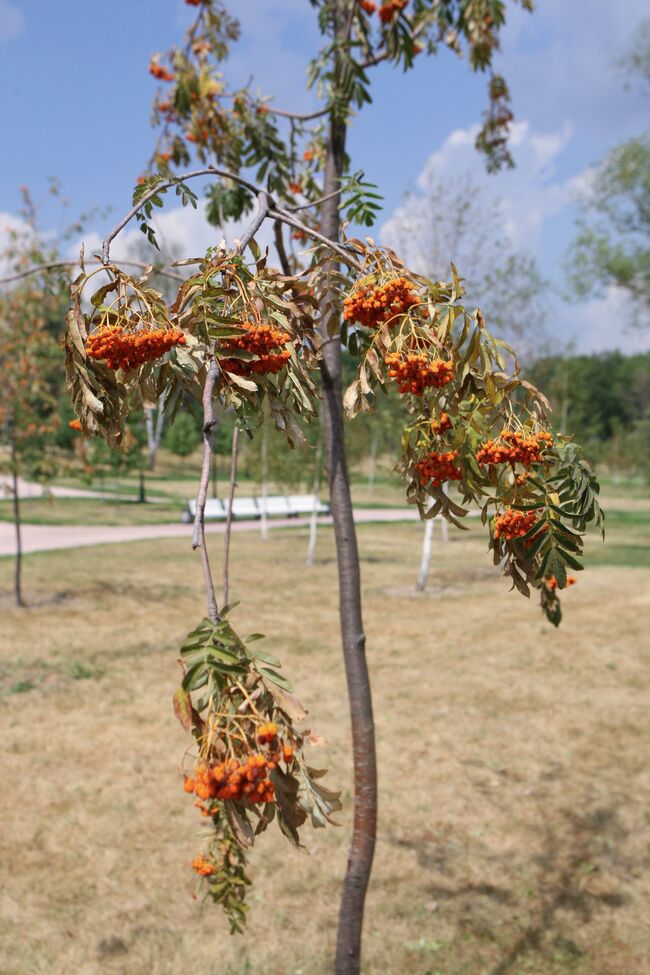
[0,474,141,502]
[0,507,436,557]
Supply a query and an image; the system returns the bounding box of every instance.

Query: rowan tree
[2,2,607,973]
[0,192,71,605]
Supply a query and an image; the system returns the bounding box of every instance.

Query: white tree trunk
[260,420,269,542]
[416,514,434,592]
[367,426,380,495]
[306,431,323,566]
[145,396,165,471]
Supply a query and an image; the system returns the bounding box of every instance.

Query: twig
[101,166,260,264]
[268,207,363,269]
[265,105,328,122]
[97,165,363,270]
[192,358,220,622]
[288,187,343,213]
[273,220,292,276]
[236,191,270,253]
[223,425,240,607]
[189,193,273,622]
[0,258,185,286]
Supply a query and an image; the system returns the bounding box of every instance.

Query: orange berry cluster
[359,0,377,12]
[149,62,175,82]
[493,508,539,541]
[186,754,275,807]
[545,575,577,590]
[343,277,419,328]
[385,353,454,396]
[86,324,187,371]
[192,854,216,877]
[477,430,553,467]
[68,418,82,431]
[220,322,291,377]
[379,0,409,23]
[431,412,452,435]
[415,449,462,488]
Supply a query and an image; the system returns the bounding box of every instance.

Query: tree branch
[288,187,343,213]
[223,425,240,607]
[236,191,270,253]
[0,258,185,286]
[265,105,328,121]
[98,165,362,270]
[268,207,362,269]
[192,359,220,622]
[101,166,260,264]
[273,220,292,276]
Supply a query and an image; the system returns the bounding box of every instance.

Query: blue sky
[1,0,648,353]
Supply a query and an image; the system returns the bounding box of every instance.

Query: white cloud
[501,0,648,143]
[568,286,650,355]
[71,198,277,266]
[0,0,24,43]
[380,120,649,355]
[383,118,575,259]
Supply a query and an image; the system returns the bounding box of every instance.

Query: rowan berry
[220,322,291,377]
[415,450,462,488]
[385,352,453,396]
[344,277,418,328]
[86,323,186,371]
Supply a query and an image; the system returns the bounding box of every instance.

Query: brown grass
[1,520,649,975]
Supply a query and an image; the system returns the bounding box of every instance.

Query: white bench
[225,497,260,519]
[183,493,329,523]
[286,494,330,516]
[257,495,293,517]
[183,499,225,522]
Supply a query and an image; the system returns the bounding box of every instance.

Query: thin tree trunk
[138,468,146,503]
[320,19,377,969]
[416,515,435,592]
[10,434,25,608]
[211,449,218,499]
[260,418,269,542]
[306,427,323,566]
[367,425,380,495]
[145,398,166,471]
[223,425,239,607]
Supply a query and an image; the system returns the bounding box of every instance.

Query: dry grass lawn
[1,518,649,975]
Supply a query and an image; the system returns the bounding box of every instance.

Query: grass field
[1,508,649,975]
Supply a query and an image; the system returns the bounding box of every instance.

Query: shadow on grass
[389,805,630,973]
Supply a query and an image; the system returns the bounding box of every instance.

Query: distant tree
[527,351,650,479]
[567,21,650,327]
[163,410,201,457]
[0,191,69,605]
[383,172,548,357]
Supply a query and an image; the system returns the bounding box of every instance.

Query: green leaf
[260,667,292,691]
[182,659,209,692]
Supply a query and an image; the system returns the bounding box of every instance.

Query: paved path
[0,474,141,502]
[0,507,439,557]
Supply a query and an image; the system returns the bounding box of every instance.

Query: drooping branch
[288,187,343,213]
[268,207,362,269]
[0,258,185,286]
[99,164,362,270]
[273,220,292,276]
[263,104,329,122]
[223,425,240,607]
[101,166,260,264]
[192,359,220,623]
[189,190,270,622]
[236,191,270,253]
